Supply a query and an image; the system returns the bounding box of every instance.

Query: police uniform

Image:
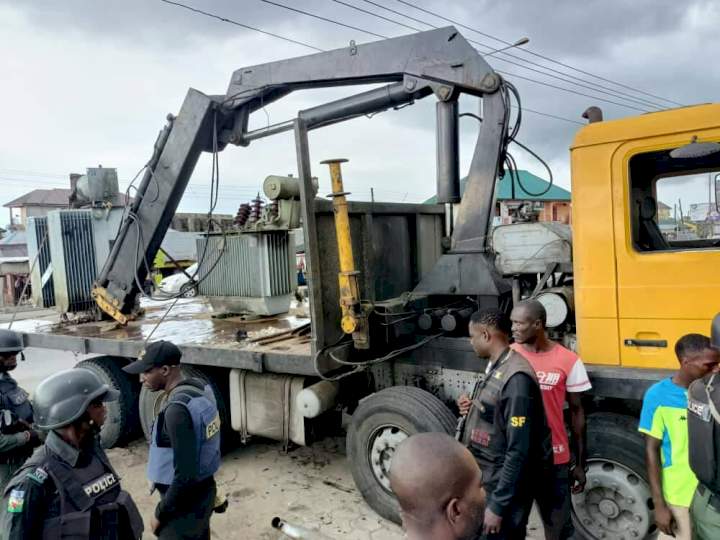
[688,372,720,539]
[0,430,143,539]
[0,368,143,539]
[148,379,221,540]
[462,349,553,540]
[0,372,36,491]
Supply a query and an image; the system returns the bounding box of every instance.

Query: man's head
[122,340,182,391]
[33,368,119,445]
[675,334,719,381]
[389,433,485,540]
[0,329,23,372]
[510,299,547,345]
[468,308,511,358]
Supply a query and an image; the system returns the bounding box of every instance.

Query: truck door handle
[623,339,667,348]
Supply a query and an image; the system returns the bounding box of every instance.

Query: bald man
[389,433,485,540]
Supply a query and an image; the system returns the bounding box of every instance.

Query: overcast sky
[1,0,718,224]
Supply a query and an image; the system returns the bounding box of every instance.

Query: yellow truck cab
[572,104,720,370]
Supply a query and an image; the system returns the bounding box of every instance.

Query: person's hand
[654,502,676,536]
[571,465,587,494]
[16,419,32,431]
[482,508,502,536]
[28,430,42,447]
[151,516,162,536]
[457,394,472,416]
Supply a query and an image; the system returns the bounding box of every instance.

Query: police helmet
[34,368,119,430]
[713,313,720,350]
[0,330,23,354]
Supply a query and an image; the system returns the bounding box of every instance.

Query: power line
[258,0,386,39]
[496,70,647,112]
[158,0,586,126]
[158,0,323,52]
[514,106,584,126]
[257,0,651,113]
[0,173,265,197]
[392,0,684,107]
[339,0,664,111]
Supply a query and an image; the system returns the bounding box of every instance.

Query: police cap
[122,340,182,375]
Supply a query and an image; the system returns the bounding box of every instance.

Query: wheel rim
[572,459,652,540]
[182,286,196,298]
[367,425,408,492]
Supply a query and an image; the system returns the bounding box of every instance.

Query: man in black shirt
[124,341,221,539]
[457,308,553,539]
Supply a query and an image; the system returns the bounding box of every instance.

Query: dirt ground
[108,436,544,540]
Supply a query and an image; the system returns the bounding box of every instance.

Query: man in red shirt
[510,299,591,540]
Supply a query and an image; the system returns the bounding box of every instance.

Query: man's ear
[445,497,462,525]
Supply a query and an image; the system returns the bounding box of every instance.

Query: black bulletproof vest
[15,443,143,539]
[462,351,539,468]
[0,374,33,424]
[688,374,720,494]
[0,374,35,463]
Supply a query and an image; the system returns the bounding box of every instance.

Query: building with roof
[4,189,73,229]
[3,173,131,230]
[424,170,572,225]
[0,232,29,306]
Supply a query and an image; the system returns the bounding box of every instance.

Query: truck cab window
[629,147,720,252]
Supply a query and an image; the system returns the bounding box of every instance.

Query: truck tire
[346,386,457,524]
[76,356,140,448]
[572,412,654,540]
[139,366,235,452]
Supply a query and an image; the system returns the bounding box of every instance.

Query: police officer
[123,340,220,539]
[0,368,143,539]
[687,314,720,539]
[0,329,41,491]
[457,308,553,539]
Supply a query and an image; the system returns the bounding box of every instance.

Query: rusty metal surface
[3,298,313,374]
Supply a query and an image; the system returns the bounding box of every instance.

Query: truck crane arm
[92,26,512,323]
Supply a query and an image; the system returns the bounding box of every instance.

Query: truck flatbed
[3,298,315,375]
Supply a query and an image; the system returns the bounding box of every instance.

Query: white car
[157,262,199,298]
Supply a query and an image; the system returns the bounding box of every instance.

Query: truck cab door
[612,135,720,369]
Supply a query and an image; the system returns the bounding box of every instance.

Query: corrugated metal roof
[3,189,72,208]
[424,170,571,204]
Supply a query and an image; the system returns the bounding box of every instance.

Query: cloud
[1,0,718,222]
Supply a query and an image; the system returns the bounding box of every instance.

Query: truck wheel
[76,356,140,448]
[139,366,235,451]
[346,386,457,524]
[572,412,654,540]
